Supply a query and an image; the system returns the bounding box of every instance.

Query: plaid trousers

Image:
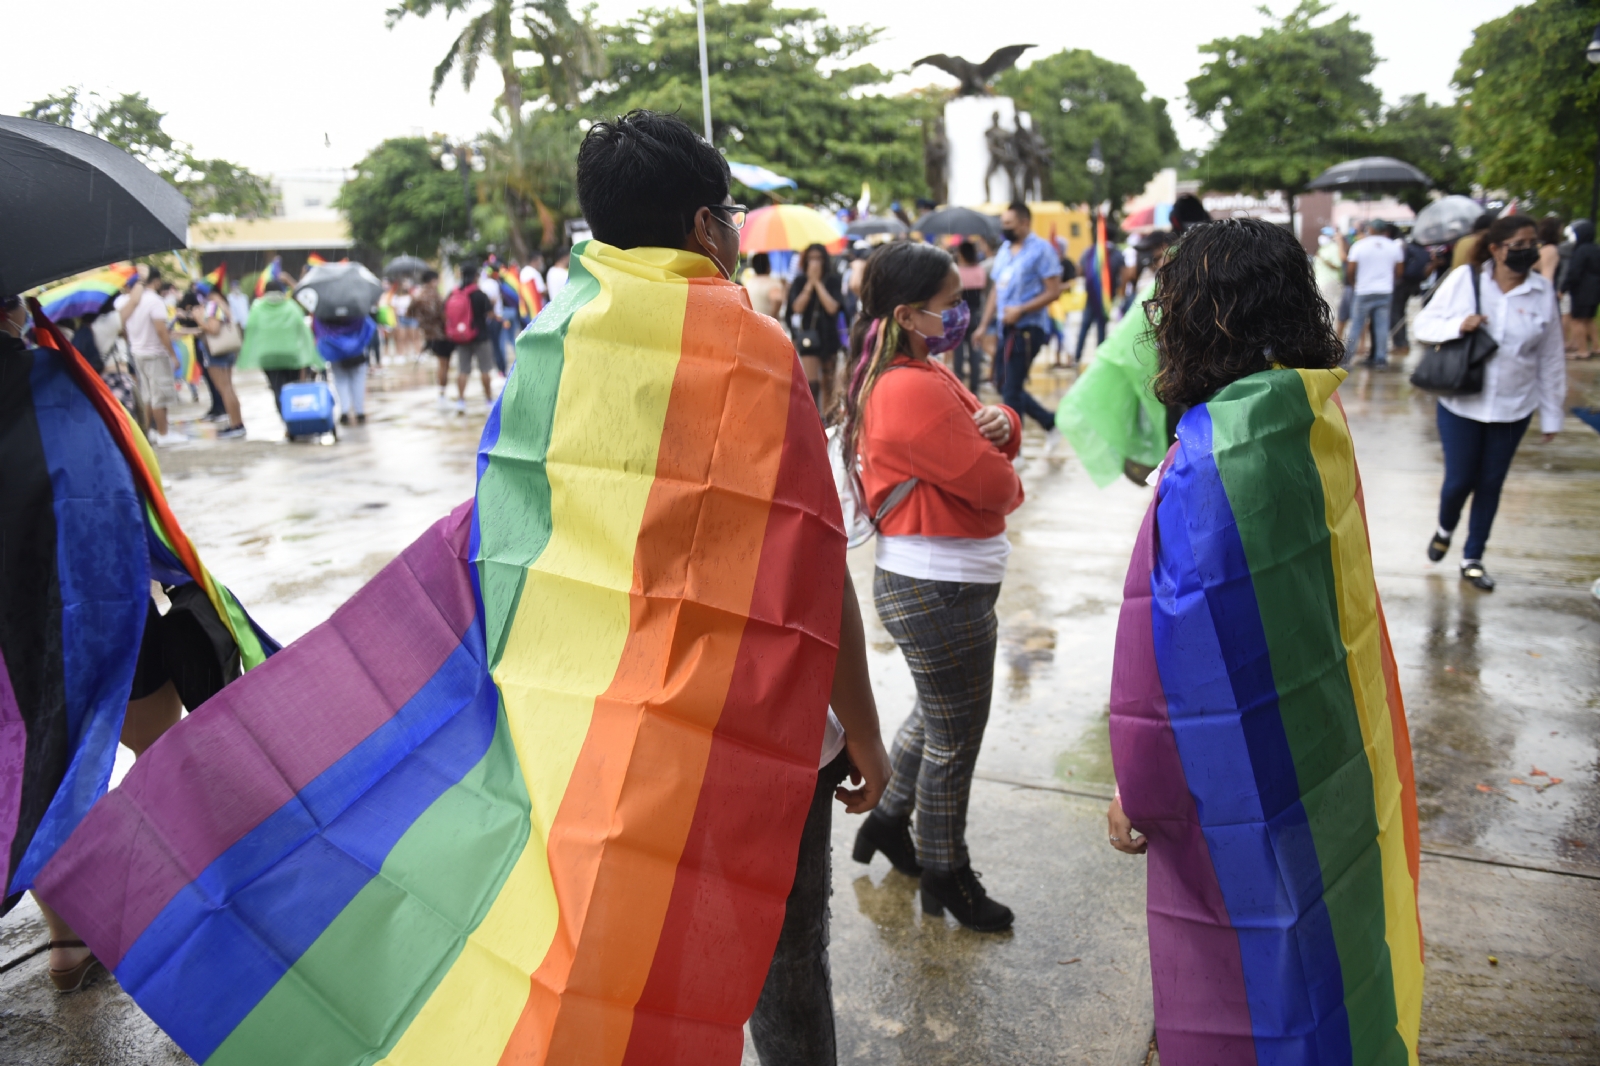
[873,567,1001,872]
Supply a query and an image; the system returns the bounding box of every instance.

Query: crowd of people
[2,104,1588,1066]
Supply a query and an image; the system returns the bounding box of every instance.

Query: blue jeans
[330,358,367,416]
[1437,404,1530,561]
[996,325,1055,431]
[1345,292,1391,365]
[1075,300,1108,360]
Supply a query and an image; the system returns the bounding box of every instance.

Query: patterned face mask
[911,300,970,355]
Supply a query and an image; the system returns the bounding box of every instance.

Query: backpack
[444,287,477,343]
[1402,242,1431,283]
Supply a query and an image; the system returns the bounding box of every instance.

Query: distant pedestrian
[1073,230,1122,362]
[787,242,845,409]
[980,201,1064,450]
[546,249,571,299]
[1414,214,1565,591]
[197,284,245,438]
[1535,215,1563,284]
[951,240,988,392]
[1313,226,1345,312]
[412,269,454,405]
[845,240,1024,933]
[114,270,184,445]
[448,260,496,413]
[740,251,783,319]
[237,280,321,431]
[1343,221,1404,366]
[1451,212,1495,271]
[1391,224,1433,355]
[315,315,377,426]
[1562,219,1600,360]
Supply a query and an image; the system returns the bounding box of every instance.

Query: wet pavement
[3,347,1598,1064]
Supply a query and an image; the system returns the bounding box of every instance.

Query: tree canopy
[1187,0,1382,211]
[1456,0,1600,217]
[996,49,1178,209]
[23,87,275,219]
[336,137,472,256]
[1367,94,1475,210]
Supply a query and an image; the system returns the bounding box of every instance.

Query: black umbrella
[1409,195,1486,246]
[913,206,1002,247]
[384,254,430,279]
[845,216,909,238]
[294,263,384,322]
[0,116,189,295]
[1306,156,1431,193]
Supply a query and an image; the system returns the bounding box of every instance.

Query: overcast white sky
[6,0,1519,175]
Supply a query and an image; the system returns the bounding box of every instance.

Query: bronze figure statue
[913,45,1035,96]
[923,117,949,205]
[984,112,1018,203]
[1012,120,1052,201]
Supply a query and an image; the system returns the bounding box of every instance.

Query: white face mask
[705,211,740,280]
[164,292,179,309]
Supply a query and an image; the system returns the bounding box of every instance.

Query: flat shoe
[1427,531,1450,562]
[47,939,104,993]
[1460,562,1495,592]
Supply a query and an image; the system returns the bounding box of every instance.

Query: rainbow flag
[1095,211,1111,306]
[35,264,136,320]
[307,252,328,267]
[499,266,539,319]
[254,257,284,298]
[203,263,227,290]
[1109,368,1422,1065]
[4,303,274,905]
[172,332,204,385]
[37,241,845,1065]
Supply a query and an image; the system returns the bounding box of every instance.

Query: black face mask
[1503,246,1539,275]
[1000,227,1018,244]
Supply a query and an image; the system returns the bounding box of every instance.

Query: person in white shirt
[1413,214,1565,591]
[1343,222,1406,367]
[546,249,570,298]
[113,269,184,445]
[519,253,548,303]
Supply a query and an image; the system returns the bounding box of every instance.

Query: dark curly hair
[1149,218,1343,409]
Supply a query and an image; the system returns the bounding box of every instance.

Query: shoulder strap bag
[1410,265,1498,396]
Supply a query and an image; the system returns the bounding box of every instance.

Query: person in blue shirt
[1076,237,1126,363]
[977,202,1064,450]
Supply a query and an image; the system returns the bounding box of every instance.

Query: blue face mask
[912,300,970,355]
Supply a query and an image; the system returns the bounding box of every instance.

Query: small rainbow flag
[172,332,204,385]
[498,266,539,319]
[1110,368,1422,1065]
[38,242,846,1066]
[203,263,227,291]
[254,257,284,298]
[307,252,328,267]
[35,264,136,320]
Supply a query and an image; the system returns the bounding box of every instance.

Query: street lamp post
[1587,24,1600,222]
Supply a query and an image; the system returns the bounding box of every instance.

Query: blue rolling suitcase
[280,381,337,439]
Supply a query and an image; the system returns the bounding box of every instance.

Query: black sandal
[1427,531,1451,562]
[1460,561,1495,592]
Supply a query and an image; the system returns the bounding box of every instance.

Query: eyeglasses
[705,203,749,230]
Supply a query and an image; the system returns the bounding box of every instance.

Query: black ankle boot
[920,865,1013,932]
[852,811,922,875]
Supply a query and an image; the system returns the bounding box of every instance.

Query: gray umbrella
[846,217,909,238]
[1306,156,1431,193]
[384,254,430,279]
[1409,195,1486,246]
[294,262,384,322]
[913,206,1003,247]
[0,116,190,295]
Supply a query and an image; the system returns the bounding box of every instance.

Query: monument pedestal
[945,96,1017,207]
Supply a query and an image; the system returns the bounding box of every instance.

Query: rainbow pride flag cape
[3,305,274,908]
[1110,368,1422,1065]
[172,331,204,385]
[39,241,845,1065]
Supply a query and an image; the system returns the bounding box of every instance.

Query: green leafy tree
[336,137,471,256]
[997,49,1178,209]
[1369,94,1476,210]
[1186,0,1382,228]
[23,87,273,218]
[587,0,926,207]
[1455,0,1600,217]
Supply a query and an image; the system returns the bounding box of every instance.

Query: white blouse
[1412,263,1566,433]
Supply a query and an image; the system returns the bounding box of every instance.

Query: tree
[336,137,471,256]
[1455,0,1600,217]
[1186,0,1382,228]
[586,0,927,207]
[24,87,273,219]
[1368,95,1476,210]
[996,50,1178,209]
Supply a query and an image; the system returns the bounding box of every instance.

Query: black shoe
[852,811,922,875]
[920,865,1013,932]
[338,413,351,427]
[1461,561,1495,591]
[1427,531,1451,562]
[355,413,367,425]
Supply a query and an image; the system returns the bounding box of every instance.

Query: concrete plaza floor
[2,345,1597,1065]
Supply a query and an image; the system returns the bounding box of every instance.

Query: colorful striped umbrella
[35,264,136,320]
[1110,367,1422,1065]
[37,241,846,1066]
[740,204,846,254]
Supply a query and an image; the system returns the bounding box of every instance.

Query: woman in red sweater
[843,242,1024,932]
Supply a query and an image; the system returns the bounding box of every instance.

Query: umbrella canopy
[845,216,909,238]
[741,205,847,254]
[384,254,430,279]
[913,206,1003,247]
[728,161,797,192]
[294,262,383,322]
[1306,156,1431,193]
[0,116,189,295]
[35,264,138,319]
[1409,195,1486,246]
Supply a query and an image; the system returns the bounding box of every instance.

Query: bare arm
[151,314,172,350]
[792,279,814,315]
[812,280,841,316]
[830,578,889,813]
[977,284,997,335]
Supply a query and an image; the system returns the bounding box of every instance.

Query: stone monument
[913,45,1035,207]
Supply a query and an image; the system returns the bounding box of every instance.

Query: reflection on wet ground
[3,351,1597,1064]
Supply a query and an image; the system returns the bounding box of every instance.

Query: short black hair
[263,279,285,294]
[1006,201,1031,221]
[1472,212,1495,233]
[145,265,163,282]
[421,269,439,283]
[750,252,770,274]
[576,110,731,250]
[1170,194,1211,232]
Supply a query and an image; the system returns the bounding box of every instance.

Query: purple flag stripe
[0,647,23,883]
[35,505,476,969]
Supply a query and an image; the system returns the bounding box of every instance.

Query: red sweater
[858,356,1024,538]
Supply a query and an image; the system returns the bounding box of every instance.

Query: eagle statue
[912,45,1035,96]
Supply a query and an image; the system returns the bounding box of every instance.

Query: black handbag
[793,327,824,355]
[1410,265,1497,396]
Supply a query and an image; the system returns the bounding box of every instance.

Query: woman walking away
[1106,219,1423,1065]
[951,240,989,393]
[198,284,245,437]
[787,242,844,409]
[1415,214,1566,591]
[238,280,321,433]
[315,314,378,426]
[1562,219,1600,359]
[845,242,1024,932]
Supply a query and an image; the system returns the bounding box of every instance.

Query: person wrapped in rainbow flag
[1,293,276,992]
[1105,219,1423,1064]
[34,111,890,1065]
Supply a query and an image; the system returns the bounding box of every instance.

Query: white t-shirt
[1348,235,1403,296]
[874,533,1011,585]
[547,265,569,297]
[113,290,169,356]
[520,264,548,295]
